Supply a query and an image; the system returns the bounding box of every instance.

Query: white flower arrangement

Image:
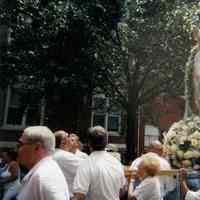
[163,116,200,170]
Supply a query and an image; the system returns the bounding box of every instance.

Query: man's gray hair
[88,125,107,150]
[23,126,55,153]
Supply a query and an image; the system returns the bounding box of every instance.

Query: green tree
[1,0,200,161]
[0,0,126,90]
[0,0,126,131]
[95,0,200,161]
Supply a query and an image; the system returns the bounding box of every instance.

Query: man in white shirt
[180,168,200,200]
[53,130,84,198]
[17,126,70,200]
[130,141,175,199]
[73,126,126,200]
[69,133,88,159]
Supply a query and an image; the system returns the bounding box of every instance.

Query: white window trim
[91,94,121,135]
[107,113,121,134]
[1,85,45,130]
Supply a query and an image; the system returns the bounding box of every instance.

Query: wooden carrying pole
[124,166,180,184]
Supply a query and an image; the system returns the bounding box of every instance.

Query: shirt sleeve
[73,162,91,195]
[185,190,200,200]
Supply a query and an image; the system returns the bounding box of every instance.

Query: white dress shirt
[53,149,84,197]
[73,150,126,200]
[17,156,69,200]
[75,149,89,159]
[185,190,200,200]
[133,176,161,200]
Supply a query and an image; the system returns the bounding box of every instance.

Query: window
[6,89,23,125]
[91,95,121,134]
[144,135,159,147]
[144,125,159,147]
[108,114,120,132]
[93,113,105,127]
[2,86,45,129]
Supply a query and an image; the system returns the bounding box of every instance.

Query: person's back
[53,149,83,198]
[73,126,125,200]
[74,151,125,200]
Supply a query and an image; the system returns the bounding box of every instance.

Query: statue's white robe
[193,51,200,112]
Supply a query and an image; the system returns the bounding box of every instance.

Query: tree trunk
[80,92,93,141]
[125,104,138,163]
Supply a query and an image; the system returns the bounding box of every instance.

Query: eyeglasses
[17,141,34,148]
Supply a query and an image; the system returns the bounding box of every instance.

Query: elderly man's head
[88,126,107,151]
[137,154,160,179]
[148,140,163,156]
[18,126,55,169]
[54,130,69,150]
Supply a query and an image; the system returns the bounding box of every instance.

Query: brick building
[152,94,185,134]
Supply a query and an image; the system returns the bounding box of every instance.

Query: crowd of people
[0,125,199,200]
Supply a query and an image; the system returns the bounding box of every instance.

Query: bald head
[54,130,69,149]
[149,140,163,156]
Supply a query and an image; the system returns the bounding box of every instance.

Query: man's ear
[34,142,42,151]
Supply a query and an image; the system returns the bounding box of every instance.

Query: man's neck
[28,152,49,169]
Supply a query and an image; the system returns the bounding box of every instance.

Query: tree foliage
[0,0,126,95]
[1,0,200,161]
[0,0,127,134]
[94,0,200,160]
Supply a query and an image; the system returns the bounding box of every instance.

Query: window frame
[1,85,45,130]
[91,94,121,135]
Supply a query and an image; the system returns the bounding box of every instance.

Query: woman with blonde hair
[128,154,161,200]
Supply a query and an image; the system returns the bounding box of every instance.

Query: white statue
[193,28,200,114]
[184,27,200,118]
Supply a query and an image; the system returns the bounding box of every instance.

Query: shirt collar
[21,156,52,185]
